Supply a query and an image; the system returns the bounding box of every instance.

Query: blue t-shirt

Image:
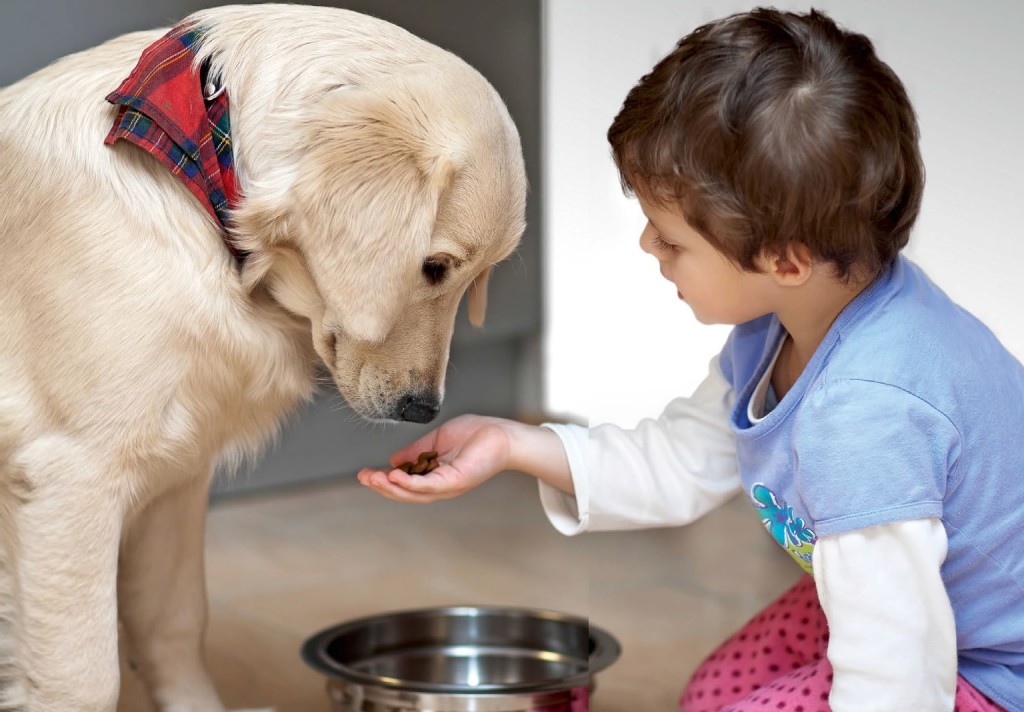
[718,255,1024,708]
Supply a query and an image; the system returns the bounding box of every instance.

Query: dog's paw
[229,708,276,712]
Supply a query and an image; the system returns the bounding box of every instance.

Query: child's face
[638,198,775,325]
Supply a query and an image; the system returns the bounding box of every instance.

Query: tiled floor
[118,472,802,711]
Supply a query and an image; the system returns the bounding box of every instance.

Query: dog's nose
[400,394,441,423]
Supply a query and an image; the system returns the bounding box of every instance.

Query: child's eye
[652,234,677,252]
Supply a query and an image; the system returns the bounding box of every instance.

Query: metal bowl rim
[301,604,620,695]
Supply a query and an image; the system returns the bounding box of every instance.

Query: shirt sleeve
[814,517,957,711]
[539,355,740,534]
[795,378,959,536]
[538,421,588,535]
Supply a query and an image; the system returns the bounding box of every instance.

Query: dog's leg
[117,475,232,712]
[12,437,123,711]
[0,540,27,711]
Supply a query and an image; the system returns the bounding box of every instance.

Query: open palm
[357,414,513,502]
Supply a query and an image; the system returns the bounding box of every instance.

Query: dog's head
[231,63,527,423]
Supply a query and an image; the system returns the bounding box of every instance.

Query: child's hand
[356,414,513,503]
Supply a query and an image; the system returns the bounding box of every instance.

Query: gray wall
[0,0,544,496]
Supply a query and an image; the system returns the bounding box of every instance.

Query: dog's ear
[276,85,455,342]
[468,266,491,327]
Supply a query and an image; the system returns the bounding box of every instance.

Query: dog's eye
[422,255,454,285]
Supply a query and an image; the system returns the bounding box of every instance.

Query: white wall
[543,0,1024,427]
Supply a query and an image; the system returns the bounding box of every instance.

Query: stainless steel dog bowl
[301,605,621,711]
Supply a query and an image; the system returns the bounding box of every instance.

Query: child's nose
[639,224,658,257]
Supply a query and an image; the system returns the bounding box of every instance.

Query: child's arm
[815,518,957,709]
[359,355,742,535]
[357,414,572,502]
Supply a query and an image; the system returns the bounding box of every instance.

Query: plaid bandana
[104,25,247,263]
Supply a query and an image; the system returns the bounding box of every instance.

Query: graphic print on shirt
[750,483,817,575]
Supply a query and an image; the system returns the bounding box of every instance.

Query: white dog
[0,4,527,710]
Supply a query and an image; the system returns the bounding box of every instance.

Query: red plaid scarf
[105,25,247,262]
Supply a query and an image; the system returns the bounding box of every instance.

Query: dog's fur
[0,4,526,710]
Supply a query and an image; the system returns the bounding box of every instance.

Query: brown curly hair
[607,7,924,281]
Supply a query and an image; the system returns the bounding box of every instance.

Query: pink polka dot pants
[678,575,1004,712]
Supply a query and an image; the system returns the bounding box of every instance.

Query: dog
[0,4,527,710]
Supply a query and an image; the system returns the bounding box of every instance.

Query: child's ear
[760,243,815,286]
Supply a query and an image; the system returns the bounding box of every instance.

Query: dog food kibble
[396,450,440,475]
